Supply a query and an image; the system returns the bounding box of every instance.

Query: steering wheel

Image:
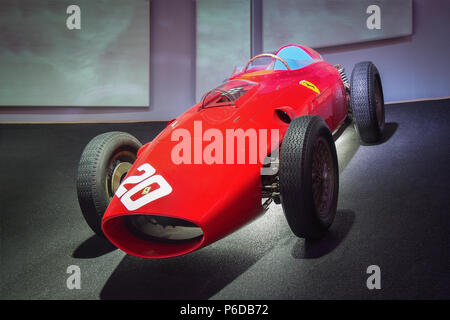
[243,53,291,72]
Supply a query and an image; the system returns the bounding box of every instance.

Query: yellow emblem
[142,186,152,195]
[299,80,320,94]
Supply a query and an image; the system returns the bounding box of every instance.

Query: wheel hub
[109,161,132,196]
[312,137,335,221]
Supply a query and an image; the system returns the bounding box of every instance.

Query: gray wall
[318,0,450,102]
[0,0,449,123]
[196,0,250,101]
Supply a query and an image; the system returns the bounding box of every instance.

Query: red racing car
[77,44,385,258]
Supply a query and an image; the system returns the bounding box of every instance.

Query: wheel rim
[311,137,335,223]
[106,150,136,199]
[111,162,132,194]
[374,79,384,127]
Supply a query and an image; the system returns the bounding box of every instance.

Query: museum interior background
[1,0,449,300]
[0,0,449,122]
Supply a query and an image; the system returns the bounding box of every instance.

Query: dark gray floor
[1,100,449,299]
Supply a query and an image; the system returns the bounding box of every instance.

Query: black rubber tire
[350,61,385,143]
[279,116,339,239]
[76,132,142,237]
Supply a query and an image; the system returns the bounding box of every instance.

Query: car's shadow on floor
[360,122,398,146]
[98,211,354,299]
[290,209,355,259]
[98,246,275,299]
[72,235,117,259]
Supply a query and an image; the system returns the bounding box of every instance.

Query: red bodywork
[102,45,349,258]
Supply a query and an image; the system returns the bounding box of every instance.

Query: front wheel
[76,132,142,237]
[279,116,339,239]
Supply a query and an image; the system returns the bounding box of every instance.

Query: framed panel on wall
[0,0,150,107]
[263,0,413,52]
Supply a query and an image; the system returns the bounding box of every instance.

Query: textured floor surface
[1,100,449,299]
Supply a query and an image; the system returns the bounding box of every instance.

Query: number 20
[115,163,172,211]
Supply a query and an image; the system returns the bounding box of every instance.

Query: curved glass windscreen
[200,79,257,109]
[235,56,320,74]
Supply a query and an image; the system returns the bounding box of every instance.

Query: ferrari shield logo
[142,186,152,195]
[299,80,320,94]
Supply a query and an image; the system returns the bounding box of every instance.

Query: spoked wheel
[350,61,385,143]
[106,151,135,200]
[311,137,336,226]
[77,132,142,237]
[279,116,339,239]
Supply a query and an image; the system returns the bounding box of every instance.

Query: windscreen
[235,56,319,74]
[200,79,257,109]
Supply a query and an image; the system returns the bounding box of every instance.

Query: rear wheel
[77,132,142,237]
[350,61,385,143]
[279,116,339,239]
